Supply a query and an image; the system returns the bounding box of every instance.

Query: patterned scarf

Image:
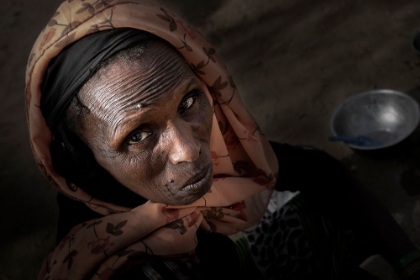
[25,0,278,278]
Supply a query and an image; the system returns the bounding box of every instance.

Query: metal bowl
[330,89,420,150]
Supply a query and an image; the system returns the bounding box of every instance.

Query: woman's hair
[45,38,167,208]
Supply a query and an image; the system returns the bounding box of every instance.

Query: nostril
[167,125,201,164]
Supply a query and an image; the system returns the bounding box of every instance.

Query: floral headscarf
[25,0,278,278]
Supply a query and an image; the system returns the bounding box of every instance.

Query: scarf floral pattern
[26,0,279,278]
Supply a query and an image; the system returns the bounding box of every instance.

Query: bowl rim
[330,89,420,150]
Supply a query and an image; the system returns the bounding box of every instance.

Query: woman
[26,0,420,279]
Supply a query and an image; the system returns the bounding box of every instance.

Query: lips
[180,165,212,192]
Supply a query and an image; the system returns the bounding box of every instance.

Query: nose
[167,121,201,164]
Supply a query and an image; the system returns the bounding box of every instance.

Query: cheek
[95,150,158,187]
[202,84,214,135]
[196,95,214,139]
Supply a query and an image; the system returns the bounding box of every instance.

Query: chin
[160,163,213,205]
[165,176,212,206]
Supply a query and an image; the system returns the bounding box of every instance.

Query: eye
[128,130,152,144]
[178,93,197,114]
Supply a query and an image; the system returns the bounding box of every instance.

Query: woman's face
[77,41,213,205]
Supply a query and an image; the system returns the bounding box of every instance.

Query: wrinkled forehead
[88,39,194,84]
[78,39,199,120]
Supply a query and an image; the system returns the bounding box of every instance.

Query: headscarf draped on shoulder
[25,0,278,278]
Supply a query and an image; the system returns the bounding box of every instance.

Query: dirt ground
[2,0,420,279]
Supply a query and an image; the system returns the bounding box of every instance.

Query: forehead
[83,41,196,104]
[77,40,199,132]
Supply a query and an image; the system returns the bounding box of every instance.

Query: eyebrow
[108,76,201,147]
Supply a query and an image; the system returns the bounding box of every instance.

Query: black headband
[40,28,156,131]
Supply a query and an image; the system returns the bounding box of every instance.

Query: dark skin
[63,41,420,278]
[76,41,214,206]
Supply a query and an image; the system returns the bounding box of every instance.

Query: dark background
[2,0,420,278]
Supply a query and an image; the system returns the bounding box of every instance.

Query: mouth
[180,164,212,193]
